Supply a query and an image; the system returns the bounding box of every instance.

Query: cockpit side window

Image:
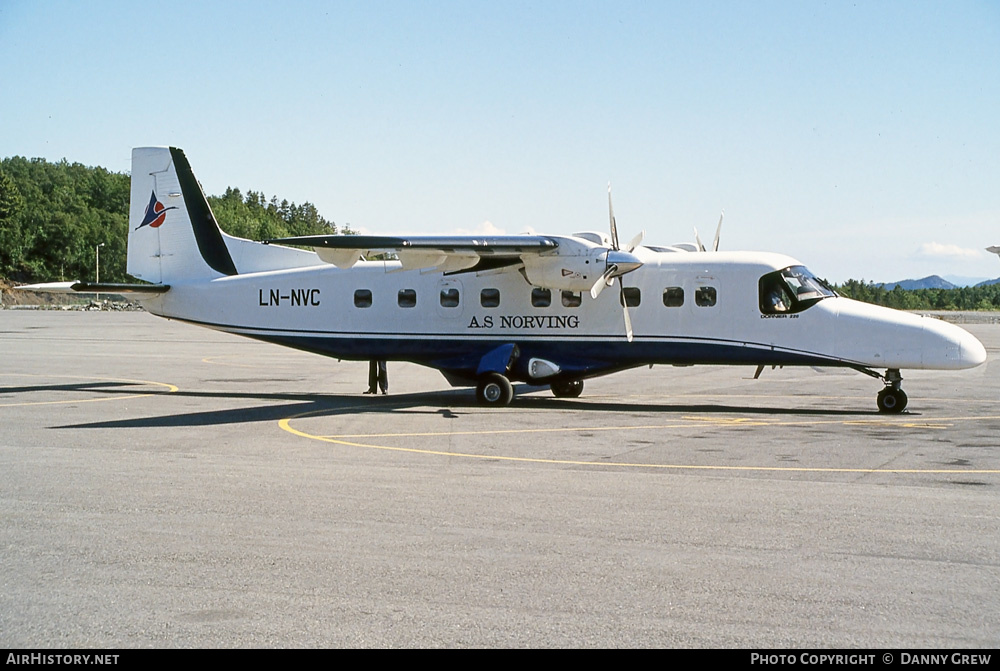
[759,266,834,314]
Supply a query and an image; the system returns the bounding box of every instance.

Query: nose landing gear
[876,369,907,413]
[877,387,908,413]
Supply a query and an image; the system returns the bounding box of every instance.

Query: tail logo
[135,191,179,230]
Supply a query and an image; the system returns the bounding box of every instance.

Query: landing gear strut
[876,369,907,414]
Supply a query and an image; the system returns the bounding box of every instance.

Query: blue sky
[2,0,998,282]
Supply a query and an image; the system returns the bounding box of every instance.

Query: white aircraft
[20,147,987,413]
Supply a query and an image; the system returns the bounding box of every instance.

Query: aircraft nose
[923,319,987,369]
[956,328,987,368]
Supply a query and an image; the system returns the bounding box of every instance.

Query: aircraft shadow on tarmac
[1,381,147,395]
[7,381,893,431]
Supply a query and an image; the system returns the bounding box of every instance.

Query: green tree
[1,155,353,284]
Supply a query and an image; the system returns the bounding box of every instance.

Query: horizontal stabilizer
[16,281,169,294]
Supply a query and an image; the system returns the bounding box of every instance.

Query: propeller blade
[712,210,724,252]
[624,230,645,253]
[590,265,617,299]
[607,183,620,250]
[694,227,706,252]
[620,280,634,342]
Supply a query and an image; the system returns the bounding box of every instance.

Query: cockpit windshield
[759,266,836,314]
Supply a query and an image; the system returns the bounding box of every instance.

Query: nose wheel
[876,369,907,413]
[877,387,907,413]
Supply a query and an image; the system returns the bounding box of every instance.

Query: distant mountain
[942,275,992,288]
[974,277,1000,287]
[880,275,957,291]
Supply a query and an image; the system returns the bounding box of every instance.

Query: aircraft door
[691,275,732,340]
[436,278,465,319]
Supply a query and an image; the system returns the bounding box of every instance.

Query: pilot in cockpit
[768,285,791,312]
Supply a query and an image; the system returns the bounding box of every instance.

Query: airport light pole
[95,243,105,303]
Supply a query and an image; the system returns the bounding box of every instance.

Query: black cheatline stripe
[167,315,855,366]
[169,147,238,276]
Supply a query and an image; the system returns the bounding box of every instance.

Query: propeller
[589,185,644,341]
[694,210,724,252]
[712,210,723,252]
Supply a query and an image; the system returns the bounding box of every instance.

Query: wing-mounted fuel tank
[520,235,643,293]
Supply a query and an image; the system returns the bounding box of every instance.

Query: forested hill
[833,278,1000,311]
[0,155,352,284]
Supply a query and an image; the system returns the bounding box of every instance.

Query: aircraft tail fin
[126,147,323,283]
[127,147,238,284]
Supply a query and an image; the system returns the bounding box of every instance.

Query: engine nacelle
[519,236,602,292]
[521,235,642,292]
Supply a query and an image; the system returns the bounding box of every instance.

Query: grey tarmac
[1,310,998,647]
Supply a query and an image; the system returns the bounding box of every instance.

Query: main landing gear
[476,373,513,406]
[473,375,586,406]
[875,368,907,414]
[550,379,584,398]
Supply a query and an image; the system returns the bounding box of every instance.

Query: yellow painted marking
[0,373,178,407]
[325,422,699,439]
[277,407,1000,475]
[681,416,772,426]
[201,356,272,368]
[309,413,1000,440]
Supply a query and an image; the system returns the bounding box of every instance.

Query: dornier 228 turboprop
[20,147,987,412]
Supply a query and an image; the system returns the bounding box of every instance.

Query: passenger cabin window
[663,287,684,307]
[397,289,416,308]
[354,289,372,308]
[531,288,551,308]
[695,286,717,307]
[561,290,582,308]
[620,287,641,307]
[758,266,835,315]
[440,288,460,308]
[480,288,500,308]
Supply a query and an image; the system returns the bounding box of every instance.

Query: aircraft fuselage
[143,246,986,387]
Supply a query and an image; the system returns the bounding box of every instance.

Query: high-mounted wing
[263,234,559,273]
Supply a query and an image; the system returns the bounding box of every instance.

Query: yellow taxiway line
[277,405,1000,475]
[0,373,178,407]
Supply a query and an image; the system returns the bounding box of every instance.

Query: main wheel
[476,373,514,406]
[877,388,908,413]
[551,379,584,398]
